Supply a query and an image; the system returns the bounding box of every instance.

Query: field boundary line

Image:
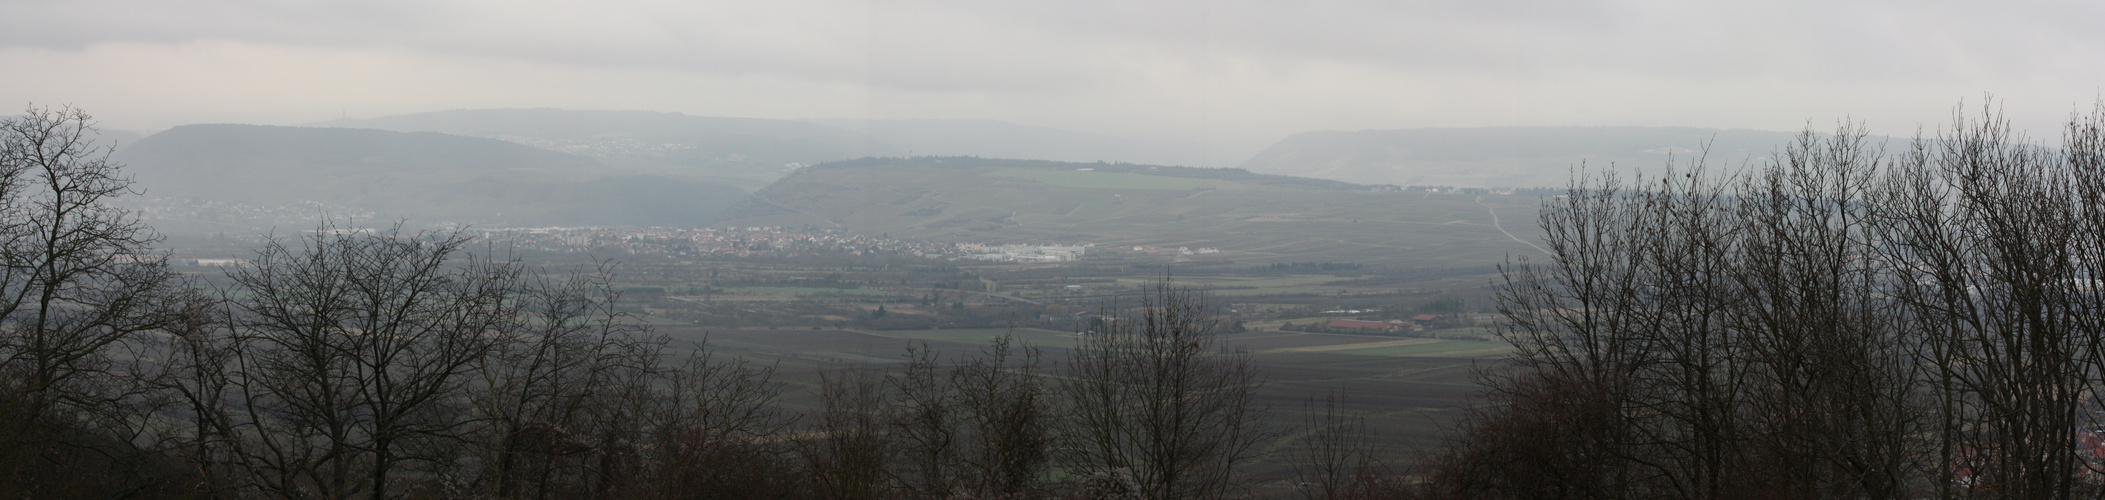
[1267,338,1443,353]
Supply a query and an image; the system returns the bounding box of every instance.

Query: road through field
[1478,195,1550,256]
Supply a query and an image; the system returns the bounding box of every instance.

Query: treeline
[32,96,2105,498]
[4,228,1274,498]
[1421,102,2105,499]
[0,107,1318,499]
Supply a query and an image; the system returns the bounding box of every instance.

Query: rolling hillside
[714,157,1549,267]
[312,109,904,191]
[116,124,747,231]
[318,109,1240,189]
[1243,126,1812,188]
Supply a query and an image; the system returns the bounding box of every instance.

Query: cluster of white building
[1128,246,1221,255]
[957,243,1088,262]
[470,226,954,257]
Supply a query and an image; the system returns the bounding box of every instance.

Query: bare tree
[0,105,189,496]
[137,222,810,499]
[888,342,962,498]
[643,343,798,499]
[126,289,241,497]
[1058,279,1267,500]
[463,261,665,499]
[1729,124,1921,497]
[1433,101,2105,499]
[1449,166,1671,498]
[885,333,1052,499]
[1289,391,1391,500]
[214,223,521,499]
[802,366,893,499]
[1871,100,2103,498]
[1441,130,1929,498]
[952,333,1051,498]
[1418,367,1633,500]
[1624,160,1750,499]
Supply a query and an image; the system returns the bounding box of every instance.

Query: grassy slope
[715,157,1549,267]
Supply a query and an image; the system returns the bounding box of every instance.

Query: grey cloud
[3,0,2101,142]
[13,0,2101,92]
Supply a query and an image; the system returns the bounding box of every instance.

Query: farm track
[1478,195,1550,256]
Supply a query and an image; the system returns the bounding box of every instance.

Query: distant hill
[808,119,1224,167]
[115,124,747,231]
[1242,126,1821,188]
[714,157,1548,267]
[93,129,147,150]
[316,110,1239,188]
[312,109,901,191]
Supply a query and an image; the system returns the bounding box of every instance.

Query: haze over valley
[7,0,2103,497]
[114,107,1805,245]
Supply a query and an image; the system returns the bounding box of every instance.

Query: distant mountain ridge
[311,109,902,191]
[309,110,1847,191]
[313,109,896,161]
[312,109,1234,189]
[115,124,747,231]
[808,119,1223,167]
[1241,126,1821,188]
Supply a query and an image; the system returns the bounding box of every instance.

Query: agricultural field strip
[1221,332,1316,342]
[1409,346,1512,357]
[880,286,1045,305]
[1257,363,1475,385]
[1266,338,1443,353]
[1210,287,1348,296]
[852,327,1083,346]
[1112,276,1338,287]
[1326,343,1512,358]
[714,286,895,295]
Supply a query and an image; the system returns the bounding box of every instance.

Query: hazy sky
[4,0,2101,153]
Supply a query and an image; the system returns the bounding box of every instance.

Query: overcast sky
[4,0,2101,155]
